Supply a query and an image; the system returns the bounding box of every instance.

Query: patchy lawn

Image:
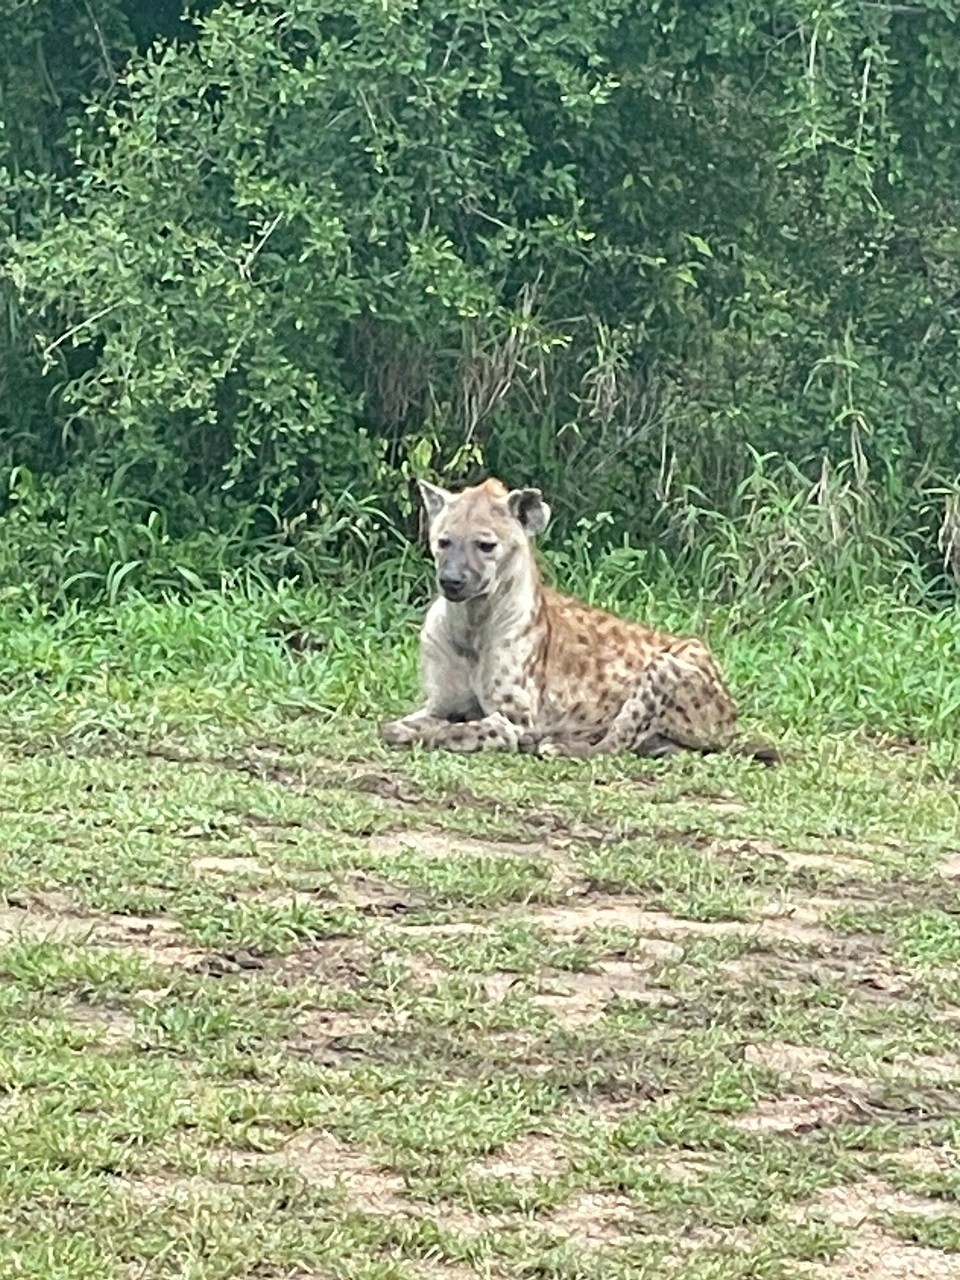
[0,589,958,1277]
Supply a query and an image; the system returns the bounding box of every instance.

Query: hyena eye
[476,539,497,554]
[437,537,452,549]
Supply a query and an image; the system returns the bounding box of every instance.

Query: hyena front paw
[379,718,421,748]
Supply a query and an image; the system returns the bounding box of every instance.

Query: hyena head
[417,477,551,602]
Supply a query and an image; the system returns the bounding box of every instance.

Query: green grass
[0,572,959,1279]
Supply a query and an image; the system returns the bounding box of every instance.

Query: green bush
[2,1,960,599]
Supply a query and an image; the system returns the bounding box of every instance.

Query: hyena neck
[445,555,541,653]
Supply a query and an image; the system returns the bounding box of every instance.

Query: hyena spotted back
[379,477,776,763]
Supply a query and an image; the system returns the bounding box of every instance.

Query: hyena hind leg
[638,650,737,755]
[531,730,686,761]
[653,653,779,764]
[537,650,736,760]
[519,725,606,756]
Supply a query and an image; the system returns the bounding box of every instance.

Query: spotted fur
[380,478,775,762]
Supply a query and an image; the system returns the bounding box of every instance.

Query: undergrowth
[1,446,957,609]
[1,547,957,769]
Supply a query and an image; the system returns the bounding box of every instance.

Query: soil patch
[191,855,270,876]
[719,952,910,1003]
[889,1052,960,1083]
[528,960,678,1027]
[0,902,94,944]
[890,1147,957,1177]
[714,837,874,878]
[476,944,681,1028]
[221,1133,500,1234]
[365,830,542,862]
[97,912,206,967]
[365,828,584,891]
[295,1004,422,1044]
[806,1177,955,1227]
[807,1227,958,1279]
[122,1172,229,1203]
[391,896,847,947]
[797,1177,960,1279]
[273,1131,410,1212]
[700,792,749,814]
[66,1002,137,1046]
[543,1190,637,1245]
[144,745,429,808]
[0,898,203,967]
[727,1042,951,1130]
[744,1041,870,1091]
[468,1134,567,1180]
[526,898,839,947]
[653,1153,715,1184]
[729,1095,853,1135]
[339,871,435,916]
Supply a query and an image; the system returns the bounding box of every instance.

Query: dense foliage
[2,0,960,599]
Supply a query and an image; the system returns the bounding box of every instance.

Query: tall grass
[1,447,956,611]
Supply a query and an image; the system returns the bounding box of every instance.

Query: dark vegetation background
[2,0,959,604]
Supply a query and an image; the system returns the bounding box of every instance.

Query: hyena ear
[417,479,452,524]
[507,488,551,537]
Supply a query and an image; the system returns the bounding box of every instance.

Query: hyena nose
[439,571,467,599]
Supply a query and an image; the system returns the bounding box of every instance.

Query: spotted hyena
[379,478,775,762]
